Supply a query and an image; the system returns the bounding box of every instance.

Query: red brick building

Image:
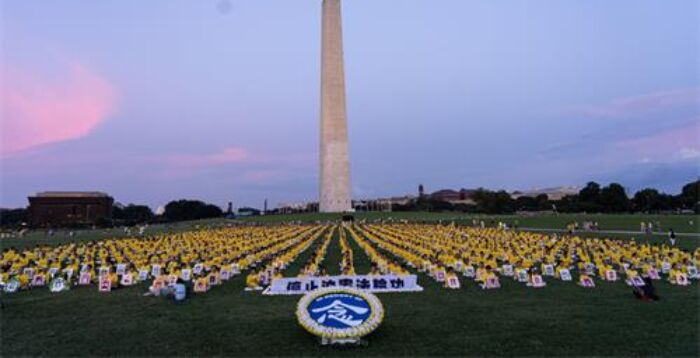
[28,192,114,227]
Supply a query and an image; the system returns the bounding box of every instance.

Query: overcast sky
[1,0,698,209]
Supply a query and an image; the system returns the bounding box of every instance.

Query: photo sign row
[263,274,423,295]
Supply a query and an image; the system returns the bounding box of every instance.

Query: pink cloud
[1,61,116,156]
[167,147,249,167]
[581,89,699,118]
[616,122,700,161]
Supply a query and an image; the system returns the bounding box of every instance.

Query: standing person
[668,229,676,246]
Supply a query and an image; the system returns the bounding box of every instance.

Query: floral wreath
[296,287,384,339]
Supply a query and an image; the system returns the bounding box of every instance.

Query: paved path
[518,227,700,238]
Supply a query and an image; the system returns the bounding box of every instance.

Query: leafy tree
[515,196,537,211]
[678,179,700,212]
[553,194,580,213]
[535,194,551,211]
[163,200,223,222]
[578,182,602,212]
[113,204,154,224]
[633,188,666,213]
[472,189,515,214]
[600,183,630,213]
[0,208,28,227]
[579,182,601,203]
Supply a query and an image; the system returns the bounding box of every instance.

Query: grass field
[243,212,700,233]
[2,213,697,251]
[1,216,699,357]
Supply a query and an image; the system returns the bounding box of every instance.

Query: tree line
[393,179,699,215]
[0,199,224,228]
[1,179,698,228]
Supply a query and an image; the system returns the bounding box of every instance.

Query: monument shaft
[319,0,351,213]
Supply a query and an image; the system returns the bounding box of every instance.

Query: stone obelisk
[319,0,351,213]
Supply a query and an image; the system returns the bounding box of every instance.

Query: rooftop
[32,191,111,198]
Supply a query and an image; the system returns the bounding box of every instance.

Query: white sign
[231,263,240,275]
[193,264,203,275]
[264,275,423,295]
[79,272,91,285]
[121,274,134,286]
[50,278,67,292]
[116,264,126,275]
[446,276,460,289]
[530,275,546,288]
[151,264,162,278]
[181,269,192,281]
[559,269,572,281]
[4,279,19,293]
[99,278,112,292]
[220,269,231,281]
[481,277,500,289]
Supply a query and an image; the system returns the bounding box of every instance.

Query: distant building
[510,186,580,201]
[277,201,319,214]
[28,191,114,227]
[429,189,476,205]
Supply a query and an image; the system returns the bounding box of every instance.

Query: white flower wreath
[296,287,384,339]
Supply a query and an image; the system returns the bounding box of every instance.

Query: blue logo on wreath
[307,293,372,329]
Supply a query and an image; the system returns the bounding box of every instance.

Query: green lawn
[243,212,700,233]
[0,219,225,251]
[2,213,698,252]
[1,222,698,357]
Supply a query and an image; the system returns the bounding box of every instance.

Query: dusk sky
[1,0,698,210]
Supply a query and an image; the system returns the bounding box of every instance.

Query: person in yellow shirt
[194,276,209,293]
[245,271,260,290]
[17,273,30,289]
[109,271,119,288]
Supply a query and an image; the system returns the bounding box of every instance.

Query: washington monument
[319,0,352,213]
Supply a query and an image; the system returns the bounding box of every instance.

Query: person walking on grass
[668,229,676,246]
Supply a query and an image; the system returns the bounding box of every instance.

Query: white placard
[193,264,203,275]
[231,263,240,275]
[50,278,66,292]
[98,278,111,292]
[4,279,19,293]
[559,269,572,281]
[79,272,91,285]
[120,274,134,286]
[151,265,161,278]
[530,275,546,288]
[138,270,149,281]
[446,276,460,289]
[116,264,126,275]
[264,275,423,295]
[181,269,191,281]
[544,264,555,277]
